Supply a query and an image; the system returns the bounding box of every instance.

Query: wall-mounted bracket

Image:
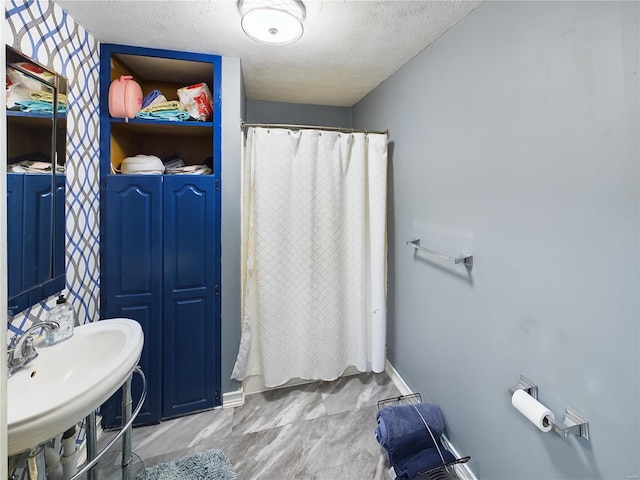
[508,375,538,399]
[552,408,590,441]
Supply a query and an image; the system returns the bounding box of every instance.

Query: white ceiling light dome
[238,0,306,45]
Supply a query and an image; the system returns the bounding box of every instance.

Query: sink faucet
[7,321,59,377]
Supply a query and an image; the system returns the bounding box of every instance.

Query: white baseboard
[222,388,245,409]
[440,436,476,480]
[383,360,478,480]
[384,359,413,396]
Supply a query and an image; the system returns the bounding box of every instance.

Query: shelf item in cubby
[161,150,185,170]
[135,100,190,122]
[108,75,143,119]
[165,164,212,175]
[142,89,164,109]
[177,83,213,121]
[120,154,165,175]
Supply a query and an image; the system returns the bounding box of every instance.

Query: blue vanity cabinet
[99,41,223,430]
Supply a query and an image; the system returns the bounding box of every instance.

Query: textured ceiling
[54,0,480,107]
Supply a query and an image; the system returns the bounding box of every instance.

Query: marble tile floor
[94,371,401,479]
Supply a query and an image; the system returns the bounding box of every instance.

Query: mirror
[6,46,67,315]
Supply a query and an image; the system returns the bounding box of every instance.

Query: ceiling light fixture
[238,0,306,45]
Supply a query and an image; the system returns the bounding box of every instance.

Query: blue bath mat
[135,448,237,480]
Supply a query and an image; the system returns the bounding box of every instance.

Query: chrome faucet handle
[7,333,22,363]
[22,337,36,358]
[7,321,59,377]
[9,321,60,363]
[8,334,19,351]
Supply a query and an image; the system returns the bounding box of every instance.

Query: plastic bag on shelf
[166,164,212,175]
[177,83,213,121]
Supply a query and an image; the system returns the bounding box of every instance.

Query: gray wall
[221,56,244,394]
[246,99,351,127]
[353,2,639,479]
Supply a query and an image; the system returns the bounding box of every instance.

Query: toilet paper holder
[508,375,538,399]
[508,375,590,441]
[552,408,590,441]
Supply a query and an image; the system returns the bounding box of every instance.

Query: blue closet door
[162,176,218,418]
[101,175,163,427]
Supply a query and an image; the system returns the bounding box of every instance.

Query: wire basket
[416,456,471,480]
[377,394,470,480]
[377,392,423,409]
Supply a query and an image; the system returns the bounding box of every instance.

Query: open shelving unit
[99,44,222,428]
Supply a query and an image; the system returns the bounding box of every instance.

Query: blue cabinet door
[7,174,24,301]
[7,173,66,314]
[101,175,163,427]
[22,174,54,292]
[162,176,219,418]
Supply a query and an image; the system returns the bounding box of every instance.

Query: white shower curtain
[231,127,388,387]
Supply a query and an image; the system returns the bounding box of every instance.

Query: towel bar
[405,238,473,268]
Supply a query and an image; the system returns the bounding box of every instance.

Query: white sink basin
[7,318,143,456]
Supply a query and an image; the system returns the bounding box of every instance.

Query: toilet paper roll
[511,389,555,432]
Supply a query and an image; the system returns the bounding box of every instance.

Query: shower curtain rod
[241,121,389,136]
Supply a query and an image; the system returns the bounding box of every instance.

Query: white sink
[7,318,143,456]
